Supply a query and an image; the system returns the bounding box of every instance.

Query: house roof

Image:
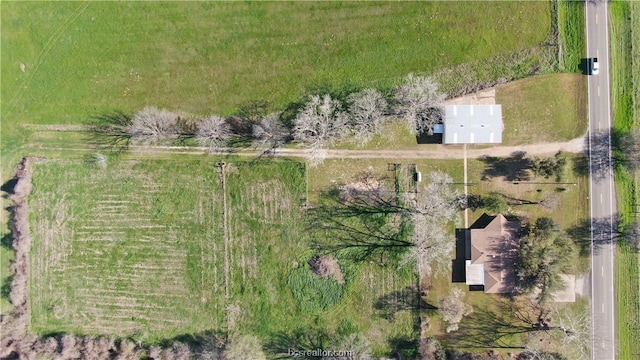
[465,214,520,293]
[443,105,503,144]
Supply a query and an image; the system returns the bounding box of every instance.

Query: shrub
[288,266,345,312]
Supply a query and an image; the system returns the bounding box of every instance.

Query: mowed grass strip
[610,1,640,358]
[496,73,588,145]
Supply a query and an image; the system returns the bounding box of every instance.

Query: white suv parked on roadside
[590,57,599,75]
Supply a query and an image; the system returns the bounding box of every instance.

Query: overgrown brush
[287,266,345,312]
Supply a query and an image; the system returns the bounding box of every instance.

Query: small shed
[444,105,503,144]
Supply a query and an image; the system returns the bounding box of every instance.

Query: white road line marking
[596,14,598,24]
[600,193,603,204]
[602,266,604,276]
[601,303,605,313]
[598,86,600,96]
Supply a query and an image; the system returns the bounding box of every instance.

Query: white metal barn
[441,105,503,144]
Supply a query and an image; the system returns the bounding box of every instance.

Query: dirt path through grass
[127,135,586,159]
[26,129,586,160]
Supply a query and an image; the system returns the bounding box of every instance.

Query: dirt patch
[308,255,345,284]
[445,88,496,106]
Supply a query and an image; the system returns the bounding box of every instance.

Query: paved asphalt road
[586,1,617,359]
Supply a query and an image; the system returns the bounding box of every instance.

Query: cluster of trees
[515,217,576,301]
[291,74,444,164]
[0,331,268,360]
[93,74,445,165]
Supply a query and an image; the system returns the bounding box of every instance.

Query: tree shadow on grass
[387,335,419,359]
[306,203,413,265]
[374,286,438,321]
[1,178,18,196]
[479,152,533,182]
[572,154,590,178]
[156,329,226,354]
[442,304,530,350]
[1,274,13,302]
[1,231,12,250]
[265,328,331,359]
[85,110,133,153]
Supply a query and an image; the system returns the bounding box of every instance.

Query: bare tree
[539,193,561,212]
[403,171,464,276]
[548,303,591,359]
[293,94,348,165]
[159,342,192,360]
[409,171,463,223]
[115,340,143,360]
[439,288,473,333]
[196,115,232,149]
[83,336,115,360]
[149,345,163,359]
[347,88,388,146]
[127,107,182,143]
[323,333,372,360]
[402,224,454,277]
[224,334,266,360]
[523,302,591,359]
[419,337,446,360]
[60,335,82,359]
[252,113,290,152]
[393,74,446,135]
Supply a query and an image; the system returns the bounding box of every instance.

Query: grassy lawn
[1,2,550,128]
[558,0,586,72]
[466,156,589,230]
[497,73,588,145]
[27,157,416,354]
[610,1,640,358]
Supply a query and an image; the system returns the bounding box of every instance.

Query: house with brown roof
[462,214,521,294]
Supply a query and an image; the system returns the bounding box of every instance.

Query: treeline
[91,74,445,165]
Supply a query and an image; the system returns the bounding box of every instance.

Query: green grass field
[0,1,550,127]
[3,2,596,356]
[497,73,587,145]
[0,0,552,325]
[27,157,416,354]
[610,1,640,358]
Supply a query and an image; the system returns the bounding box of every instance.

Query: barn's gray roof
[444,105,503,144]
